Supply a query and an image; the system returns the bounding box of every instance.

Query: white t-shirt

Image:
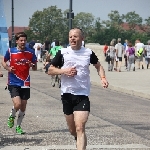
[145,45,150,58]
[33,43,42,51]
[51,42,55,48]
[61,47,93,96]
[135,43,144,56]
[115,43,123,57]
[82,41,85,46]
[135,43,144,51]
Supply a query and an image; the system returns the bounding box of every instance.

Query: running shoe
[7,115,15,128]
[16,126,25,134]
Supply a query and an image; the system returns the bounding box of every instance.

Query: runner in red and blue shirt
[4,47,37,87]
[1,32,37,134]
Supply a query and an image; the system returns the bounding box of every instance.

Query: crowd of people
[103,38,150,72]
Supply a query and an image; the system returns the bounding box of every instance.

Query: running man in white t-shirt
[48,28,109,150]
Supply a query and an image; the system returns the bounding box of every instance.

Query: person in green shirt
[49,40,62,87]
[45,40,62,87]
[49,40,62,58]
[44,40,62,72]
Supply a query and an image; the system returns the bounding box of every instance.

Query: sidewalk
[0,55,150,100]
[90,61,150,100]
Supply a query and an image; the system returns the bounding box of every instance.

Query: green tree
[88,18,104,43]
[28,6,68,44]
[145,17,150,25]
[73,12,94,41]
[145,17,150,35]
[25,7,149,45]
[123,11,143,30]
[103,10,123,29]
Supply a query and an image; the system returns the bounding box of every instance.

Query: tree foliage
[25,7,150,45]
[123,11,142,30]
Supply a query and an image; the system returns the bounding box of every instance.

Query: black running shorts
[61,93,90,115]
[118,57,122,62]
[8,85,30,100]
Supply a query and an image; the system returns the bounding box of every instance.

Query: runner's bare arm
[93,61,109,88]
[93,62,105,77]
[1,57,11,71]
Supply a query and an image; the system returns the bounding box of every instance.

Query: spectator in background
[115,38,124,72]
[48,40,62,86]
[144,40,150,69]
[106,41,115,71]
[34,40,42,62]
[82,40,85,47]
[51,39,56,48]
[29,39,35,50]
[123,39,128,69]
[43,37,50,51]
[126,41,135,71]
[59,42,63,48]
[26,41,29,48]
[135,39,145,69]
[103,43,108,58]
[42,37,51,62]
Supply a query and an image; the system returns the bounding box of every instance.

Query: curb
[91,81,150,100]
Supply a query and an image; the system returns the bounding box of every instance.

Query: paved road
[0,69,150,150]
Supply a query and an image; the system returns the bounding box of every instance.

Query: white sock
[10,106,17,117]
[17,110,25,126]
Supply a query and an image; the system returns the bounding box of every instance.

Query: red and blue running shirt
[4,47,37,87]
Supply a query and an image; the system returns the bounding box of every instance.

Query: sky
[2,0,150,28]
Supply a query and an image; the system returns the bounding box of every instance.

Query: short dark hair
[137,38,141,42]
[15,32,27,40]
[127,41,132,47]
[55,40,59,46]
[71,27,84,37]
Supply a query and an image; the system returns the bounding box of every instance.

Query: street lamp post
[11,0,15,48]
[69,0,73,31]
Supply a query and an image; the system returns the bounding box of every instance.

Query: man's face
[16,37,27,50]
[69,29,83,50]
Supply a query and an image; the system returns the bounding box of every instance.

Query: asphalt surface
[0,68,150,150]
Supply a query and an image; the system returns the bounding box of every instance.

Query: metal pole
[69,0,72,31]
[11,0,15,47]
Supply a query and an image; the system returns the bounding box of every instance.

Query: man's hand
[101,78,109,88]
[26,61,34,67]
[8,66,16,73]
[26,61,37,71]
[64,67,77,77]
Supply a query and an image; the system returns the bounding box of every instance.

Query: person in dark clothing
[42,37,51,61]
[43,37,50,51]
[29,39,35,50]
